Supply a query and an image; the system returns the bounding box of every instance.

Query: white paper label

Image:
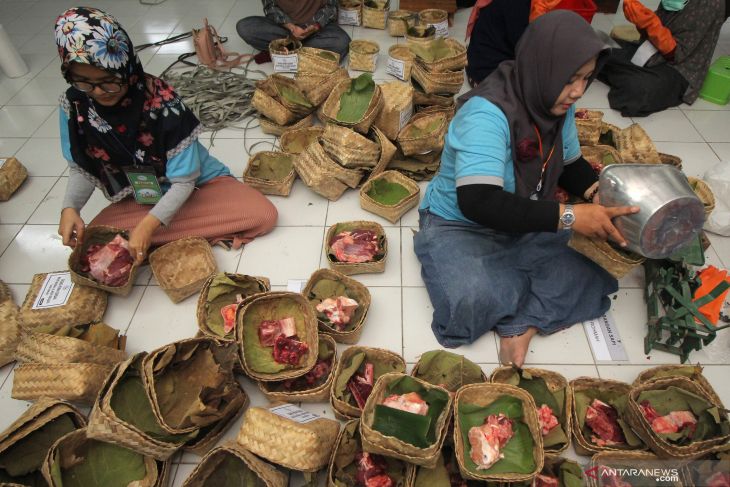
[583,312,628,362]
[286,279,307,293]
[269,403,320,424]
[272,53,298,73]
[386,56,406,80]
[338,8,360,25]
[399,103,414,130]
[0,158,6,169]
[32,272,75,309]
[428,20,449,38]
[630,40,658,67]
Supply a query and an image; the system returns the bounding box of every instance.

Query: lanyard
[532,124,556,195]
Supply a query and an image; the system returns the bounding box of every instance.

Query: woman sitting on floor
[414,11,639,367]
[55,7,277,261]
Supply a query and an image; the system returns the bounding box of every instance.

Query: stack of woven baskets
[252,74,317,136]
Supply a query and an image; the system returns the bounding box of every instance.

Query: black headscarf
[459,10,608,200]
[55,7,201,202]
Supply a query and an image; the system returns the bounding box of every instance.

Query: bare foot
[499,327,538,368]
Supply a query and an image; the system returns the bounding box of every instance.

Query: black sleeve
[558,156,598,198]
[456,184,560,233]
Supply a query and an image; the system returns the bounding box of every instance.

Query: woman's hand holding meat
[59,207,85,248]
[568,203,640,247]
[128,214,160,263]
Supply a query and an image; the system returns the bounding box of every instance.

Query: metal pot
[598,164,704,259]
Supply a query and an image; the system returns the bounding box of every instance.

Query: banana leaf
[334,351,405,405]
[0,415,77,478]
[458,395,536,475]
[559,460,583,487]
[646,365,701,381]
[403,117,442,139]
[204,454,266,486]
[366,179,410,206]
[413,444,473,487]
[282,130,321,154]
[574,390,643,447]
[307,278,364,332]
[205,274,268,337]
[278,84,313,109]
[407,25,436,38]
[638,386,730,444]
[242,297,309,374]
[249,153,293,182]
[409,38,453,63]
[318,50,338,61]
[413,350,483,393]
[336,74,375,123]
[34,322,123,349]
[269,336,335,392]
[53,439,148,487]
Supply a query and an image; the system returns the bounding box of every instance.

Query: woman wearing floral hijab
[55,7,277,261]
[414,11,639,367]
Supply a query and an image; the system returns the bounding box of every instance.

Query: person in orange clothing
[598,0,729,117]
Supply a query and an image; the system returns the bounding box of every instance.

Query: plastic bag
[703,161,730,236]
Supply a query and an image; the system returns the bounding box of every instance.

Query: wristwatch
[560,204,576,230]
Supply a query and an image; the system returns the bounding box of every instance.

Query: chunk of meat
[533,474,559,487]
[330,230,380,263]
[537,404,559,436]
[468,413,514,470]
[258,317,297,346]
[221,303,238,334]
[707,471,730,487]
[355,452,393,487]
[316,296,359,330]
[586,399,626,447]
[82,235,133,287]
[381,392,429,416]
[281,358,332,390]
[575,109,590,120]
[348,362,374,409]
[272,334,308,365]
[639,400,697,435]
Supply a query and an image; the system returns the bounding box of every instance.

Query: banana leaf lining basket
[633,364,724,408]
[397,111,447,156]
[243,151,296,196]
[320,78,384,134]
[149,236,217,303]
[325,220,388,275]
[259,112,315,137]
[280,126,324,154]
[412,38,467,73]
[359,170,420,223]
[181,442,288,487]
[388,10,416,36]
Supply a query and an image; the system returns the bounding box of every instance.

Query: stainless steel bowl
[598,164,704,259]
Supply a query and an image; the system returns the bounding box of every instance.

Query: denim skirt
[413,209,618,347]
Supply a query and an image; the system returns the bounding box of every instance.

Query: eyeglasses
[69,79,126,93]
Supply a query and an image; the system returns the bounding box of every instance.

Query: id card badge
[124,167,163,204]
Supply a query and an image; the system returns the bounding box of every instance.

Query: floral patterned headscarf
[55,7,201,202]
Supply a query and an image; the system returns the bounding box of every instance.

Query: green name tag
[125,169,162,204]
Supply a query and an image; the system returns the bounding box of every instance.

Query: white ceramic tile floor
[0,1,729,485]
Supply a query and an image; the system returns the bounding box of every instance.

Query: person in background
[415,11,639,367]
[55,7,277,261]
[237,0,351,62]
[598,0,729,116]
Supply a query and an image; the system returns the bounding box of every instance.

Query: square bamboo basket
[325,220,388,275]
[243,151,296,196]
[0,156,28,201]
[149,237,217,303]
[181,443,288,487]
[359,170,420,223]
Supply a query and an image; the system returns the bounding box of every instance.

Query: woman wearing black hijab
[414,11,639,367]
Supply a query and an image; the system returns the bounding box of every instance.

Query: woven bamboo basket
[0,156,28,201]
[359,170,420,223]
[320,78,384,134]
[296,67,349,106]
[599,121,620,147]
[360,372,453,467]
[312,136,367,186]
[385,44,414,82]
[570,377,644,456]
[252,87,298,127]
[280,126,324,154]
[321,124,380,169]
[41,428,160,487]
[411,61,464,94]
[397,111,447,155]
[292,141,350,201]
[575,109,604,146]
[588,450,683,487]
[410,350,487,392]
[181,442,288,487]
[626,376,729,459]
[149,237,217,303]
[67,225,140,296]
[405,25,436,50]
[15,325,126,366]
[182,390,248,457]
[258,334,338,402]
[325,220,388,275]
[615,123,662,163]
[338,0,362,26]
[412,86,454,107]
[12,362,113,405]
[243,151,296,196]
[388,10,416,36]
[366,126,398,182]
[18,271,107,330]
[302,268,371,343]
[236,291,320,382]
[268,38,301,73]
[196,272,270,342]
[297,46,341,74]
[687,176,715,219]
[0,280,19,368]
[142,337,244,435]
[490,366,572,454]
[86,354,186,460]
[659,152,683,170]
[362,0,389,29]
[568,233,645,279]
[417,103,456,123]
[413,38,467,73]
[330,346,406,420]
[419,9,448,30]
[633,364,724,408]
[374,80,414,140]
[453,383,544,482]
[581,144,623,167]
[236,404,341,472]
[259,112,315,137]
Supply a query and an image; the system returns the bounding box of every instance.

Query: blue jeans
[413,209,618,347]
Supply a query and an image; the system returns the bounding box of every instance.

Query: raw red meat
[272,334,308,365]
[330,230,380,263]
[81,235,133,286]
[468,413,514,470]
[316,296,359,330]
[640,401,697,436]
[575,109,590,120]
[708,471,730,487]
[221,303,238,334]
[355,452,393,487]
[586,399,626,447]
[381,392,429,415]
[365,475,393,487]
[348,362,374,409]
[533,474,559,487]
[258,317,296,346]
[281,358,332,390]
[537,404,559,436]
